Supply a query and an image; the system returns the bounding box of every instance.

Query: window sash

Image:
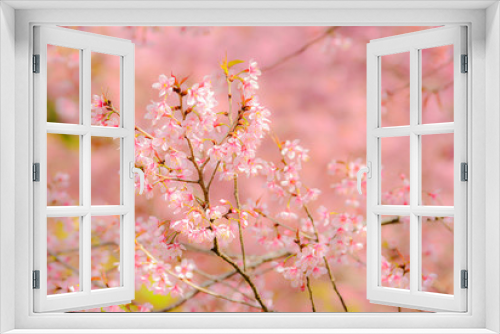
[366,26,468,312]
[32,25,136,313]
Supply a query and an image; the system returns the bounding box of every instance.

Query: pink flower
[152,74,176,97]
[238,78,259,98]
[145,101,172,124]
[206,205,228,220]
[169,283,184,297]
[187,228,214,244]
[214,224,236,242]
[175,259,195,279]
[282,266,305,289]
[277,208,298,221]
[163,242,186,260]
[92,94,106,108]
[247,59,262,80]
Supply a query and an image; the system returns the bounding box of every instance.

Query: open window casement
[362,26,467,312]
[33,26,136,312]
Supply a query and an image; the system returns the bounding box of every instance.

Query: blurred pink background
[46,26,455,312]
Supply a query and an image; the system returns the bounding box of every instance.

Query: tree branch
[159,250,289,312]
[255,209,316,241]
[195,268,255,302]
[304,204,349,312]
[212,238,269,312]
[136,241,261,310]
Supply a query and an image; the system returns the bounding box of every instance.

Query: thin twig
[212,238,269,312]
[324,257,349,312]
[234,175,247,272]
[306,276,316,312]
[381,217,400,226]
[48,250,107,289]
[48,250,80,274]
[206,161,221,191]
[136,241,260,310]
[262,27,338,72]
[255,209,316,241]
[135,125,154,139]
[153,173,199,184]
[195,269,255,301]
[304,205,349,312]
[160,250,289,312]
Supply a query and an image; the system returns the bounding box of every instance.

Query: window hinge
[461,54,468,73]
[461,270,468,289]
[33,163,40,182]
[33,54,40,73]
[33,270,40,289]
[461,162,468,182]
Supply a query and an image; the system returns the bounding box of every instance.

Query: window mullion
[409,47,420,294]
[81,47,91,294]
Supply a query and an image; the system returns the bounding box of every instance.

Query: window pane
[91,215,121,290]
[47,45,80,124]
[381,137,410,205]
[47,217,80,295]
[381,52,410,127]
[47,134,80,206]
[91,52,121,127]
[91,137,121,205]
[421,45,454,124]
[421,216,454,294]
[380,215,410,289]
[421,133,454,206]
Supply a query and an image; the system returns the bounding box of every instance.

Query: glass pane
[47,134,79,206]
[381,137,410,205]
[380,215,410,289]
[380,52,410,127]
[421,216,454,294]
[47,45,80,124]
[91,215,121,289]
[91,137,121,205]
[47,217,80,294]
[421,133,454,206]
[421,45,454,124]
[91,52,121,127]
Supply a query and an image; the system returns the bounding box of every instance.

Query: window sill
[3,329,498,334]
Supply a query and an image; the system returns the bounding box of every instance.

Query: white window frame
[366,26,467,312]
[1,1,499,333]
[33,25,136,312]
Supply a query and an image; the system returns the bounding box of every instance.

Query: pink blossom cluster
[51,56,444,312]
[381,255,409,289]
[91,94,120,127]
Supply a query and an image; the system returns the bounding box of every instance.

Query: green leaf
[227,59,245,69]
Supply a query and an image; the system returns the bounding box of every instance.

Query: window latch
[356,161,372,195]
[130,162,145,194]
